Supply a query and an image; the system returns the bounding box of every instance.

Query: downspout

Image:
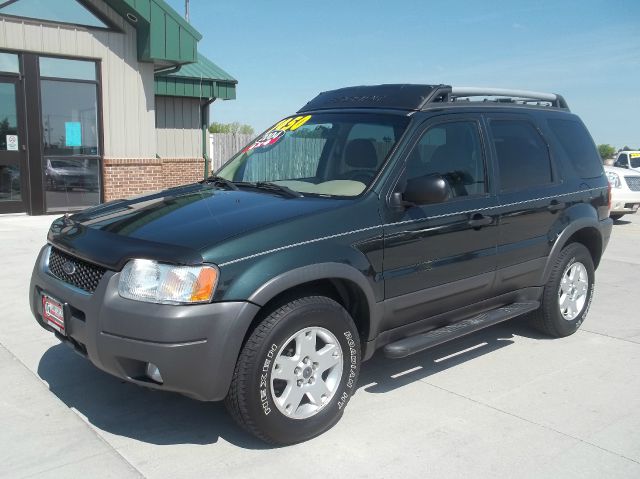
[202,97,215,178]
[154,64,182,75]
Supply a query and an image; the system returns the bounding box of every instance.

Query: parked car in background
[614,151,640,172]
[605,165,640,220]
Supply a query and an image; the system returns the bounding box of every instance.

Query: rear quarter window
[547,119,603,179]
[490,120,553,192]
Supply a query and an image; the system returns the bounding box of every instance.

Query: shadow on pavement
[37,344,270,449]
[37,317,547,447]
[358,318,549,394]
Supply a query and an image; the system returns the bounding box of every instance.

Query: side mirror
[403,174,450,206]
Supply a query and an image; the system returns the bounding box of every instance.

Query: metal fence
[208,133,253,172]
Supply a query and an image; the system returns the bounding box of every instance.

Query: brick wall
[103,158,205,202]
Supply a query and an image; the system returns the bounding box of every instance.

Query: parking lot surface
[1,213,639,478]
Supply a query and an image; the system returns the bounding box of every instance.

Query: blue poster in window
[65,122,82,147]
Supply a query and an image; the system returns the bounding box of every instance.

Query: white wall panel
[155,96,202,158]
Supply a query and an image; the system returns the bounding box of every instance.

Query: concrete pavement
[0,212,639,478]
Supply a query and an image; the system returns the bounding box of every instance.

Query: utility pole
[185,0,190,22]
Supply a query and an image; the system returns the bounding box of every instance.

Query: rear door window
[490,120,553,191]
[547,119,603,179]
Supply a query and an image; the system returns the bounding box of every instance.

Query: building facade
[0,0,236,215]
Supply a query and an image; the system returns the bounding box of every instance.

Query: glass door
[0,75,27,213]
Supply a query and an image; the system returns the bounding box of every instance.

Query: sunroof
[0,0,109,28]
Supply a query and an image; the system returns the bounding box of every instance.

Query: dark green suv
[30,84,612,445]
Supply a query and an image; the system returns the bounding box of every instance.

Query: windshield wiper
[201,175,239,190]
[236,181,303,198]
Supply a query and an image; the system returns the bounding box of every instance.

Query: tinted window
[547,119,602,178]
[0,52,19,74]
[39,57,96,81]
[616,153,628,167]
[405,121,486,198]
[0,0,108,28]
[40,80,99,156]
[491,120,552,191]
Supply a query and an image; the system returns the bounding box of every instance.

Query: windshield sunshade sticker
[630,153,640,158]
[244,130,286,152]
[269,115,312,133]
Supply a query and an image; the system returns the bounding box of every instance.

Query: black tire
[610,213,624,221]
[531,243,595,337]
[225,296,361,445]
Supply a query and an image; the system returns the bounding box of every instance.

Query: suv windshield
[217,113,409,197]
[630,155,640,168]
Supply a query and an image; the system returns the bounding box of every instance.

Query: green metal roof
[104,0,201,64]
[155,53,237,100]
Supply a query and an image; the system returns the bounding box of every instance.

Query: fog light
[145,362,163,383]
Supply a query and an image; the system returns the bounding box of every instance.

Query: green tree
[208,121,254,135]
[597,144,616,160]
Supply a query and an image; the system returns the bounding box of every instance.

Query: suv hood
[48,184,349,270]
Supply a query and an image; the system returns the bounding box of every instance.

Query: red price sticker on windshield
[244,129,285,152]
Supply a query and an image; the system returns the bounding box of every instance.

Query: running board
[383,301,540,359]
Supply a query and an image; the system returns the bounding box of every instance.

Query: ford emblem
[62,261,76,275]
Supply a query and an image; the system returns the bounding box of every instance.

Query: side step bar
[383,301,540,359]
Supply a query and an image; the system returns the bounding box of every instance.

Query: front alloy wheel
[225,296,361,445]
[271,326,343,420]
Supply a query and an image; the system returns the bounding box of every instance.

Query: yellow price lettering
[269,115,312,132]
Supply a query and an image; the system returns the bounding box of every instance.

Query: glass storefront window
[40,80,99,156]
[44,158,99,212]
[0,164,21,202]
[0,52,19,74]
[39,57,96,81]
[0,82,18,150]
[40,59,100,212]
[0,0,108,29]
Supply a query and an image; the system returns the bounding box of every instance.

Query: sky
[166,0,640,149]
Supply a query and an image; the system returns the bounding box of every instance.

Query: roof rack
[448,87,569,109]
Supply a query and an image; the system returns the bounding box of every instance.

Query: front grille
[48,247,106,293]
[625,176,640,192]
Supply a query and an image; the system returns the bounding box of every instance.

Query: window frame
[0,0,122,32]
[390,114,492,206]
[486,114,559,194]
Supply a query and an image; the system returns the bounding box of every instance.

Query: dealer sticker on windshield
[243,115,313,152]
[244,129,286,152]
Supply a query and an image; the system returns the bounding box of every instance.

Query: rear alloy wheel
[531,243,595,337]
[225,296,361,445]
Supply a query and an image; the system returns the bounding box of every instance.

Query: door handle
[548,200,565,212]
[468,213,493,228]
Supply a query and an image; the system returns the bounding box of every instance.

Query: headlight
[118,259,219,304]
[606,171,621,188]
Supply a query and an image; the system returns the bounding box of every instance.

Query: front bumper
[30,245,260,401]
[610,188,640,214]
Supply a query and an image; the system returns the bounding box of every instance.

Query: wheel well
[566,227,602,268]
[240,279,371,349]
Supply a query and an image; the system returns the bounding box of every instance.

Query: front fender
[215,242,383,338]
